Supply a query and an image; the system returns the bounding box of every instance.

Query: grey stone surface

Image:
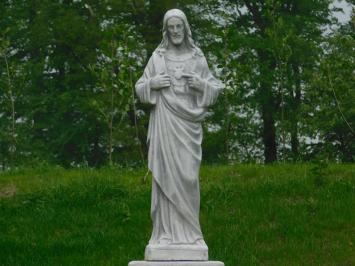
[145,244,208,261]
[128,262,224,266]
[131,8,224,264]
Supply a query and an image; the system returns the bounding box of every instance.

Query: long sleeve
[196,56,224,108]
[135,56,158,105]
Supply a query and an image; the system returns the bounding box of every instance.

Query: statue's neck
[167,42,190,57]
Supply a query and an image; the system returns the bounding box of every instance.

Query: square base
[128,261,224,266]
[145,244,208,261]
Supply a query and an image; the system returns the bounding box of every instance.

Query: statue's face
[167,17,185,46]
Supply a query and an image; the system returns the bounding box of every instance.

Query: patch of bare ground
[0,184,17,198]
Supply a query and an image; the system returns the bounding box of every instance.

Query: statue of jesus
[135,8,224,261]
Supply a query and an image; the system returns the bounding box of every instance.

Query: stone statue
[131,9,224,265]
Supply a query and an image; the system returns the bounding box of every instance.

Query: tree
[190,0,332,163]
[308,13,355,161]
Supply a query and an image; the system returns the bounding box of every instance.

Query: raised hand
[182,72,205,92]
[150,72,171,90]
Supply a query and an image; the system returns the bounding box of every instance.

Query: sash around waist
[160,90,206,122]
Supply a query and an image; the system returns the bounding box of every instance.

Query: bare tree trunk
[126,67,149,163]
[291,64,301,160]
[4,52,16,165]
[244,2,278,164]
[108,85,114,166]
[261,104,278,163]
[258,51,278,164]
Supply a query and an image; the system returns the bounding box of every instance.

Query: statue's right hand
[150,72,171,90]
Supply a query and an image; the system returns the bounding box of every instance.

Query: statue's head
[159,9,196,50]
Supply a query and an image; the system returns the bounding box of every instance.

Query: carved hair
[158,9,197,50]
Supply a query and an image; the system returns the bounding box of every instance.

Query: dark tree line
[0,0,354,169]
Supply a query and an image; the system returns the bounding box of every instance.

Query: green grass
[0,164,354,266]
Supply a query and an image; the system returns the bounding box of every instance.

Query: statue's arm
[135,56,157,105]
[196,56,225,107]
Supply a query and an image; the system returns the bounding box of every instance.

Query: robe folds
[135,48,224,245]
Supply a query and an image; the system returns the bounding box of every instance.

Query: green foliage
[308,18,355,162]
[310,157,329,188]
[0,164,354,265]
[0,1,354,168]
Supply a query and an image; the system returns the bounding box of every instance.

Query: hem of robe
[149,172,203,240]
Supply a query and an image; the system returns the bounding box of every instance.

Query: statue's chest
[165,58,195,95]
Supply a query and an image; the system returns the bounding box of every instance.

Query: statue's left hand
[182,72,205,92]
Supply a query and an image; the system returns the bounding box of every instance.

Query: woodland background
[1,0,354,169]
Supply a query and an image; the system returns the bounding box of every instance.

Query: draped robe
[135,48,224,246]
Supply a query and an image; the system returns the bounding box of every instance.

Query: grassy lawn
[0,164,354,266]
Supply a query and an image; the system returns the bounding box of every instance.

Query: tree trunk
[258,51,278,164]
[245,0,279,164]
[291,125,299,158]
[291,64,301,160]
[261,105,277,163]
[127,109,148,157]
[93,128,102,166]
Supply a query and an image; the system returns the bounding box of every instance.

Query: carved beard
[169,33,184,46]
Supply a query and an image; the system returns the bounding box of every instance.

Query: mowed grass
[0,164,354,266]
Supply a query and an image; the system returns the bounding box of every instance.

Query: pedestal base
[145,244,208,261]
[128,261,224,266]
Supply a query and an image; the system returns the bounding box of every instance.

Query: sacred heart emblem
[174,65,184,80]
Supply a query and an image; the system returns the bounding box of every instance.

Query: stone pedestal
[145,244,208,261]
[128,243,224,266]
[128,261,224,266]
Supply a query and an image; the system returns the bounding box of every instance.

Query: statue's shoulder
[153,47,166,58]
[193,47,205,58]
[146,48,166,67]
[192,47,208,69]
